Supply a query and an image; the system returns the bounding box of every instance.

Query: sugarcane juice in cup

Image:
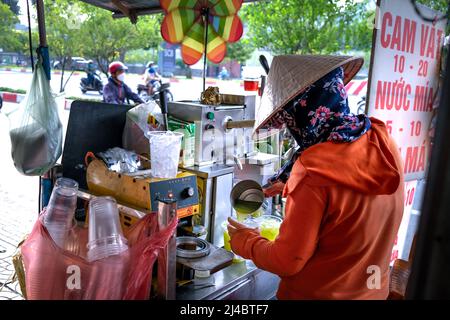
[259,216,282,241]
[223,227,232,252]
[222,222,245,263]
[236,208,262,222]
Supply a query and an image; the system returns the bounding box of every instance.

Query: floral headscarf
[265,67,372,186]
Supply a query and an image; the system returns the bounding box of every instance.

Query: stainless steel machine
[168,94,280,247]
[168,94,257,167]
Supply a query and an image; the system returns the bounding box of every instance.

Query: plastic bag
[97,147,141,174]
[122,101,164,157]
[6,61,62,175]
[21,211,177,300]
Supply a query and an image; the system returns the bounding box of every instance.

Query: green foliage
[0,86,26,94]
[226,38,254,64]
[78,3,162,76]
[417,0,449,12]
[241,0,372,55]
[17,29,39,56]
[176,58,192,78]
[45,0,82,60]
[44,0,84,92]
[125,49,158,65]
[0,2,19,51]
[1,0,19,15]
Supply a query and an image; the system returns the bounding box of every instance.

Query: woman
[227,55,404,300]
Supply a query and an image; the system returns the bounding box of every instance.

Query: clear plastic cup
[87,196,128,262]
[256,215,283,241]
[146,131,183,178]
[222,218,260,263]
[222,221,232,252]
[43,177,79,248]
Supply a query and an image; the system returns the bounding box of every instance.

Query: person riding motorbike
[143,61,161,95]
[103,61,144,105]
[86,60,96,87]
[219,66,229,80]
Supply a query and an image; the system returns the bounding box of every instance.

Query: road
[0,70,246,102]
[0,102,38,299]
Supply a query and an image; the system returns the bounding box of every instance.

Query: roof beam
[110,0,138,23]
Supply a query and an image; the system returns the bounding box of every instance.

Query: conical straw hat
[253,55,363,138]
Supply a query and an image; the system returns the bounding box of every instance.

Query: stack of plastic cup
[43,177,79,249]
[87,196,128,262]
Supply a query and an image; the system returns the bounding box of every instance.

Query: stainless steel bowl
[176,236,211,259]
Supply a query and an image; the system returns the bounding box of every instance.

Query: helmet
[108,61,128,74]
[146,61,154,68]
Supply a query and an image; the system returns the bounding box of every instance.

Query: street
[0,102,38,300]
[0,69,246,102]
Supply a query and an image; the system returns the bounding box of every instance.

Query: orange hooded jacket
[230,118,404,299]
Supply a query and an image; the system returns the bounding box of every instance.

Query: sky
[17,0,36,26]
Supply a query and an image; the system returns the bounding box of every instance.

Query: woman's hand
[227,217,258,238]
[262,181,285,197]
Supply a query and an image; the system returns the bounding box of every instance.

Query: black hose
[26,0,34,71]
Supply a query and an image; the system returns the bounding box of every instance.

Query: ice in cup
[258,215,283,241]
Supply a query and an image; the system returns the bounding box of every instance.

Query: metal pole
[36,0,47,47]
[202,8,209,93]
[157,199,177,300]
[35,0,51,80]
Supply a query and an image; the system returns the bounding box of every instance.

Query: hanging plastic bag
[6,60,63,175]
[122,101,164,156]
[20,210,177,300]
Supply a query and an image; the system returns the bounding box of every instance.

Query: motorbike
[356,96,366,114]
[137,80,173,103]
[80,71,104,95]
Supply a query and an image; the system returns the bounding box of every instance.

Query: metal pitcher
[230,180,264,216]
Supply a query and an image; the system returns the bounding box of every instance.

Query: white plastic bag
[122,101,163,156]
[6,61,63,175]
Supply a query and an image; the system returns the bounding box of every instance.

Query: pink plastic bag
[21,211,177,300]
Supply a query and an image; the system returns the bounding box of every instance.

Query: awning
[78,0,258,23]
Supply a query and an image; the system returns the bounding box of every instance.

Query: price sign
[391,179,418,265]
[367,0,446,181]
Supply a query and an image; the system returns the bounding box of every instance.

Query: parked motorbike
[356,96,366,114]
[137,80,173,103]
[80,71,104,95]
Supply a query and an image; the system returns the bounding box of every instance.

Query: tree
[44,0,83,92]
[0,2,19,51]
[417,0,449,12]
[226,38,254,64]
[2,0,19,15]
[78,4,162,77]
[241,0,372,55]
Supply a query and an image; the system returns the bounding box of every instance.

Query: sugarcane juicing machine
[51,98,280,300]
